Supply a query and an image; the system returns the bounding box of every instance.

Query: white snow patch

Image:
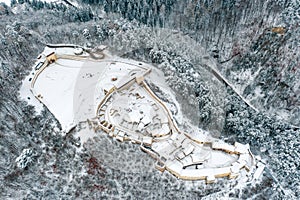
[146,66,184,124]
[74,124,98,152]
[19,61,45,115]
[0,0,10,6]
[33,59,82,131]
[23,46,150,133]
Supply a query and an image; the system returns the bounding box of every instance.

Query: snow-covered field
[0,0,10,6]
[20,46,152,132]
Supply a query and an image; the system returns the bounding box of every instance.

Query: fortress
[22,44,262,183]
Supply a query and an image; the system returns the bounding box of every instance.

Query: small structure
[271,27,285,35]
[111,76,118,81]
[46,52,57,64]
[136,76,144,84]
[74,48,83,55]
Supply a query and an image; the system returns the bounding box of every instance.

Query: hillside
[0,0,299,199]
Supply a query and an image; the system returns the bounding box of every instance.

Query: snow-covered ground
[0,0,10,6]
[19,62,45,115]
[21,46,150,133]
[147,66,184,125]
